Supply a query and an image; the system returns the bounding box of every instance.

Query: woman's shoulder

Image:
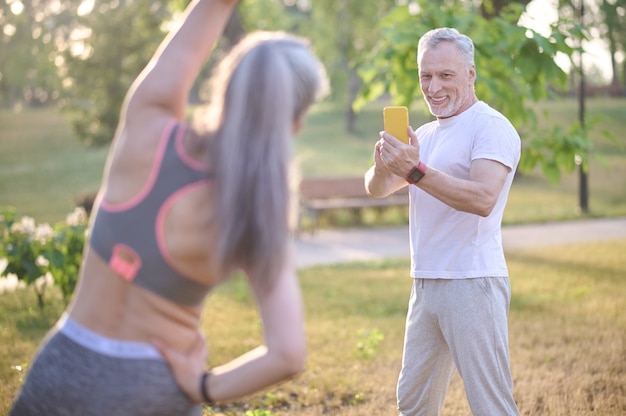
[121,110,179,146]
[101,115,182,202]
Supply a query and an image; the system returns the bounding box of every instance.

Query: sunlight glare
[54,55,65,68]
[521,0,612,83]
[78,0,95,16]
[3,24,16,37]
[10,1,24,15]
[49,0,62,14]
[70,41,93,60]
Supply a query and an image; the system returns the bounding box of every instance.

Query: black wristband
[200,371,214,404]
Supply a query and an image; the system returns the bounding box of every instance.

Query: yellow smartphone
[383,106,409,143]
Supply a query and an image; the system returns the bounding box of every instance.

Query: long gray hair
[199,31,325,286]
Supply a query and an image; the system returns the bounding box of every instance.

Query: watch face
[408,168,424,183]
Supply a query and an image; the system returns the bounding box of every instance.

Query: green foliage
[519,114,620,185]
[239,0,296,32]
[355,328,384,360]
[303,0,397,106]
[356,2,575,114]
[44,211,89,301]
[354,1,600,185]
[0,208,49,286]
[59,0,169,146]
[0,0,62,108]
[0,207,88,309]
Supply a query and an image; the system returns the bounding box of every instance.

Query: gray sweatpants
[397,277,519,416]
[9,315,202,416]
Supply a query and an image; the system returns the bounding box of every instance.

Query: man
[364,28,521,415]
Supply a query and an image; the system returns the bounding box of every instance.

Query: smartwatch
[406,161,427,184]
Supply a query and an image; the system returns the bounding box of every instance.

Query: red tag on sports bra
[109,244,142,282]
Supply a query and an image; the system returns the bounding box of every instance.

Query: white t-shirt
[409,101,521,279]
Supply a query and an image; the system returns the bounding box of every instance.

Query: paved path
[293,217,626,269]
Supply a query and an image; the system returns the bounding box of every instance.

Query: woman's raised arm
[125,0,239,121]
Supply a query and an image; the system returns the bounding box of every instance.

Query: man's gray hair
[417,27,475,69]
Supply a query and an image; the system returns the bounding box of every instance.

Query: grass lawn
[2,239,625,415]
[1,97,625,225]
[0,108,109,224]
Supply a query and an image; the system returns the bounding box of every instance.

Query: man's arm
[376,128,510,217]
[415,158,510,217]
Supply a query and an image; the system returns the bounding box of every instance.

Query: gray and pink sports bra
[89,120,214,306]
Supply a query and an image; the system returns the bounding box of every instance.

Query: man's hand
[372,135,393,175]
[365,126,417,198]
[377,126,420,179]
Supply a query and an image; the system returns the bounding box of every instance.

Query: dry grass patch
[506,241,626,416]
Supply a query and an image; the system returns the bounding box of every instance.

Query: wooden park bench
[297,176,409,235]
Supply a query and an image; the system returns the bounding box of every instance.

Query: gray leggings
[9,315,202,416]
[397,277,520,416]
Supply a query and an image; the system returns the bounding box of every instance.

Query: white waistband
[58,314,163,360]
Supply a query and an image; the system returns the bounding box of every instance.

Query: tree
[0,0,63,108]
[57,0,297,146]
[480,0,532,18]
[58,0,169,146]
[301,0,397,133]
[598,0,626,92]
[555,0,619,213]
[238,0,297,33]
[355,1,593,186]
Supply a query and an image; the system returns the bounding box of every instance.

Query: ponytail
[202,32,325,287]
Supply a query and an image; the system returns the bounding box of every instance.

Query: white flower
[66,207,88,226]
[0,273,26,293]
[20,216,36,234]
[36,255,49,267]
[10,216,36,234]
[34,272,54,291]
[34,223,54,244]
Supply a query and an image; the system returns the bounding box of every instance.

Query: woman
[9,0,326,414]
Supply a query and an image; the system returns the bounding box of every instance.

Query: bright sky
[519,0,613,82]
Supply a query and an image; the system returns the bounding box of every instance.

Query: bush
[0,207,88,309]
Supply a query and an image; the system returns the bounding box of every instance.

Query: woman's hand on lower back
[153,332,208,403]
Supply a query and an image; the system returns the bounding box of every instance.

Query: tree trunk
[36,289,45,311]
[604,2,620,95]
[578,0,589,214]
[345,70,361,134]
[622,59,626,94]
